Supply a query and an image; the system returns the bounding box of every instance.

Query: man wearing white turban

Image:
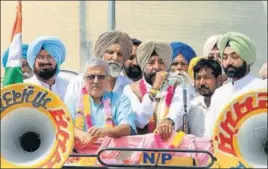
[25,36,69,100]
[204,32,267,137]
[203,34,222,61]
[203,34,228,83]
[123,40,191,140]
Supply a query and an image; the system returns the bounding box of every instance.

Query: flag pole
[108,0,116,30]
[3,0,23,86]
[10,0,22,42]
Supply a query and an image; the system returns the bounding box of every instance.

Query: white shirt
[188,95,210,137]
[205,73,267,137]
[24,75,69,100]
[123,78,191,130]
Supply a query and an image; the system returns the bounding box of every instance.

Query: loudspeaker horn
[213,89,268,168]
[1,83,74,168]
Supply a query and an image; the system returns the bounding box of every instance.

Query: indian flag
[2,0,23,87]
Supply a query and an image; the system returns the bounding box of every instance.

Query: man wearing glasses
[64,57,136,147]
[64,31,133,108]
[25,36,69,100]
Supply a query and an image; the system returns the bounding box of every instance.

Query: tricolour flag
[2,0,23,87]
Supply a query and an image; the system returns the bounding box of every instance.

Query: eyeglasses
[36,55,54,61]
[84,74,107,81]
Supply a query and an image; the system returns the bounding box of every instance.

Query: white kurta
[123,78,191,130]
[188,95,210,137]
[24,75,69,100]
[204,73,267,137]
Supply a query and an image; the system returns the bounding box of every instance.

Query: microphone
[159,71,189,134]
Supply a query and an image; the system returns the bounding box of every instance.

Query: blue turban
[27,36,66,74]
[170,42,196,64]
[1,44,29,68]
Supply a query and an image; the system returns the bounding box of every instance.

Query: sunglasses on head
[85,74,107,81]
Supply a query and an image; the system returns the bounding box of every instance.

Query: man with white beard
[64,31,133,108]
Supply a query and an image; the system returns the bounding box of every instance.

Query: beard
[223,61,247,79]
[197,85,213,97]
[34,64,57,81]
[124,64,142,81]
[108,60,123,78]
[144,71,158,85]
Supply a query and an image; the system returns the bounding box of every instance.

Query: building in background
[1,1,267,77]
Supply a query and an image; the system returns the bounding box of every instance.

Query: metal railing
[63,147,217,169]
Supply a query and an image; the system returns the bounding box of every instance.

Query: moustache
[226,65,236,70]
[149,72,157,77]
[91,84,101,89]
[39,63,53,67]
[198,85,209,90]
[146,72,157,82]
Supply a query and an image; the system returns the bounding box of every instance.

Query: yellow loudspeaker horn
[1,83,74,168]
[213,89,268,168]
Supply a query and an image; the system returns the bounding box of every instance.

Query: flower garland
[75,87,114,130]
[139,79,175,132]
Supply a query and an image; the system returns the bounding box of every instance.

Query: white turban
[202,34,223,57]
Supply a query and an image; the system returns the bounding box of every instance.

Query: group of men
[1,30,267,148]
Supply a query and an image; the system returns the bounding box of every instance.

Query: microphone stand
[181,77,189,134]
[161,73,189,134]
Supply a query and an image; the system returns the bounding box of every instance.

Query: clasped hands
[75,127,108,148]
[155,118,174,141]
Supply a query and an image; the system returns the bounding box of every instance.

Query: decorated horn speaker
[58,69,79,81]
[213,89,268,168]
[1,83,74,168]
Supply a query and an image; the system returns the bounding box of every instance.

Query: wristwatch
[148,93,155,102]
[148,88,159,102]
[149,88,158,95]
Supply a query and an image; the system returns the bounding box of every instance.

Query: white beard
[108,61,123,78]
